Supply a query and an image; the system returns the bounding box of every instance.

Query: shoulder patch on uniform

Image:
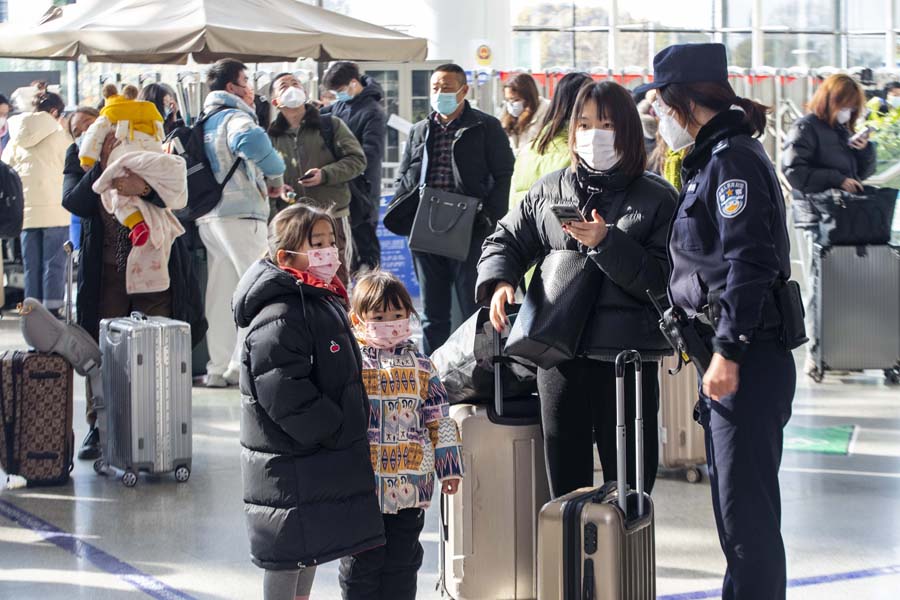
[716,179,748,219]
[712,139,730,154]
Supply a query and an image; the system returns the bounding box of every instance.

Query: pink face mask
[363,318,412,350]
[285,247,341,283]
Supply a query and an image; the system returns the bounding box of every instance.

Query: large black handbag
[408,187,481,261]
[796,186,897,245]
[430,307,537,405]
[505,250,602,370]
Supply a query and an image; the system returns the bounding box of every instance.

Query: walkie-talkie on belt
[647,291,713,376]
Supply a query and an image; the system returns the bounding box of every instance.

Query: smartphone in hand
[549,204,586,227]
[848,126,875,146]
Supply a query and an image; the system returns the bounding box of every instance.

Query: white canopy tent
[0,0,428,64]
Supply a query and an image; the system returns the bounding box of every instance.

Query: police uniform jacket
[668,109,792,362]
[477,165,677,359]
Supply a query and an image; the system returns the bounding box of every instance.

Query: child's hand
[442,480,460,495]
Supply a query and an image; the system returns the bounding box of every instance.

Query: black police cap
[634,43,729,95]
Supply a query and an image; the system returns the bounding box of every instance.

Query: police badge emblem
[716,179,748,218]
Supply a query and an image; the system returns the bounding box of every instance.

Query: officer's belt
[699,289,783,335]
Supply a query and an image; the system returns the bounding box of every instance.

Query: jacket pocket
[672,193,708,252]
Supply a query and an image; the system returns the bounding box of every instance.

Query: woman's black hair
[31,81,65,115]
[533,72,592,155]
[138,83,171,117]
[658,82,769,137]
[0,94,9,108]
[569,81,647,178]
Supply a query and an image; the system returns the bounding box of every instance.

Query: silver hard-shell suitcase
[809,244,900,383]
[439,323,551,599]
[538,350,656,600]
[96,313,193,487]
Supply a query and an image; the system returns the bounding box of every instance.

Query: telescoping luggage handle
[614,350,645,517]
[63,241,75,325]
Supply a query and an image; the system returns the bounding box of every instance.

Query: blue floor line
[0,498,197,600]
[658,563,900,599]
[2,496,899,600]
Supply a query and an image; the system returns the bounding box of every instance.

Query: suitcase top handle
[614,350,646,518]
[130,312,149,321]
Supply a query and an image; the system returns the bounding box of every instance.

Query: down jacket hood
[233,258,324,328]
[7,111,64,149]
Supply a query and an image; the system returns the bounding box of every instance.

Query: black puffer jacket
[384,101,516,238]
[324,75,387,224]
[234,259,385,570]
[476,166,677,360]
[781,113,877,196]
[61,144,207,346]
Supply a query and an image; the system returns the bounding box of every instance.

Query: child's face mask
[283,247,340,283]
[362,318,412,350]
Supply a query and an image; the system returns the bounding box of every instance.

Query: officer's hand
[490,282,515,333]
[702,353,740,401]
[442,479,460,495]
[564,209,608,248]
[840,178,864,194]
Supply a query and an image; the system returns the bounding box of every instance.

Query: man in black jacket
[322,62,387,274]
[384,63,515,354]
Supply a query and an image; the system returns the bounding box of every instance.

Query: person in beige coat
[501,72,551,156]
[1,88,72,313]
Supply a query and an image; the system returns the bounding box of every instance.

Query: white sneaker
[223,368,240,387]
[206,374,228,388]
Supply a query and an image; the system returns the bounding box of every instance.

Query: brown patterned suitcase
[0,351,74,486]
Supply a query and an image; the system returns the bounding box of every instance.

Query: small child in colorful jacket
[341,270,463,600]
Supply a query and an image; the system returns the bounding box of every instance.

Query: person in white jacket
[2,88,72,313]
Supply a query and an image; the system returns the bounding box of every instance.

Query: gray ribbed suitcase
[538,351,655,600]
[658,356,705,483]
[809,244,900,383]
[95,313,192,487]
[439,323,551,600]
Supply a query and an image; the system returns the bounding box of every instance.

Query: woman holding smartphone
[476,81,677,498]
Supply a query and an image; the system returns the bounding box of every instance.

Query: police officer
[636,44,797,600]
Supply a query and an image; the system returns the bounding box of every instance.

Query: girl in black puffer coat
[233,204,385,600]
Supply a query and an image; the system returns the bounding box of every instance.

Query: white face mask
[574,128,620,172]
[889,96,900,109]
[655,102,695,152]
[506,100,525,118]
[278,86,307,110]
[0,116,7,130]
[836,108,853,125]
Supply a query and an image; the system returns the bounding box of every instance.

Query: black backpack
[164,107,243,222]
[0,161,24,238]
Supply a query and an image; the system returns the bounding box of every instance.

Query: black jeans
[537,358,659,499]
[411,232,483,354]
[696,339,795,600]
[339,508,425,600]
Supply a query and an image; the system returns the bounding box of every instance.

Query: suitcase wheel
[685,467,702,484]
[122,471,138,488]
[807,368,824,384]
[92,459,107,476]
[885,368,900,386]
[174,466,191,483]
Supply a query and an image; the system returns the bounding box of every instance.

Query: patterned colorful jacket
[360,341,463,514]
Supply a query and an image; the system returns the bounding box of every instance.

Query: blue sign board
[377,195,420,301]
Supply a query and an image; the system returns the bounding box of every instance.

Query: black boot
[77,427,100,460]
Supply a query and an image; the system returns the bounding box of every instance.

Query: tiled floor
[0,316,898,600]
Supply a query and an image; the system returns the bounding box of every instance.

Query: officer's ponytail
[658,82,769,138]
